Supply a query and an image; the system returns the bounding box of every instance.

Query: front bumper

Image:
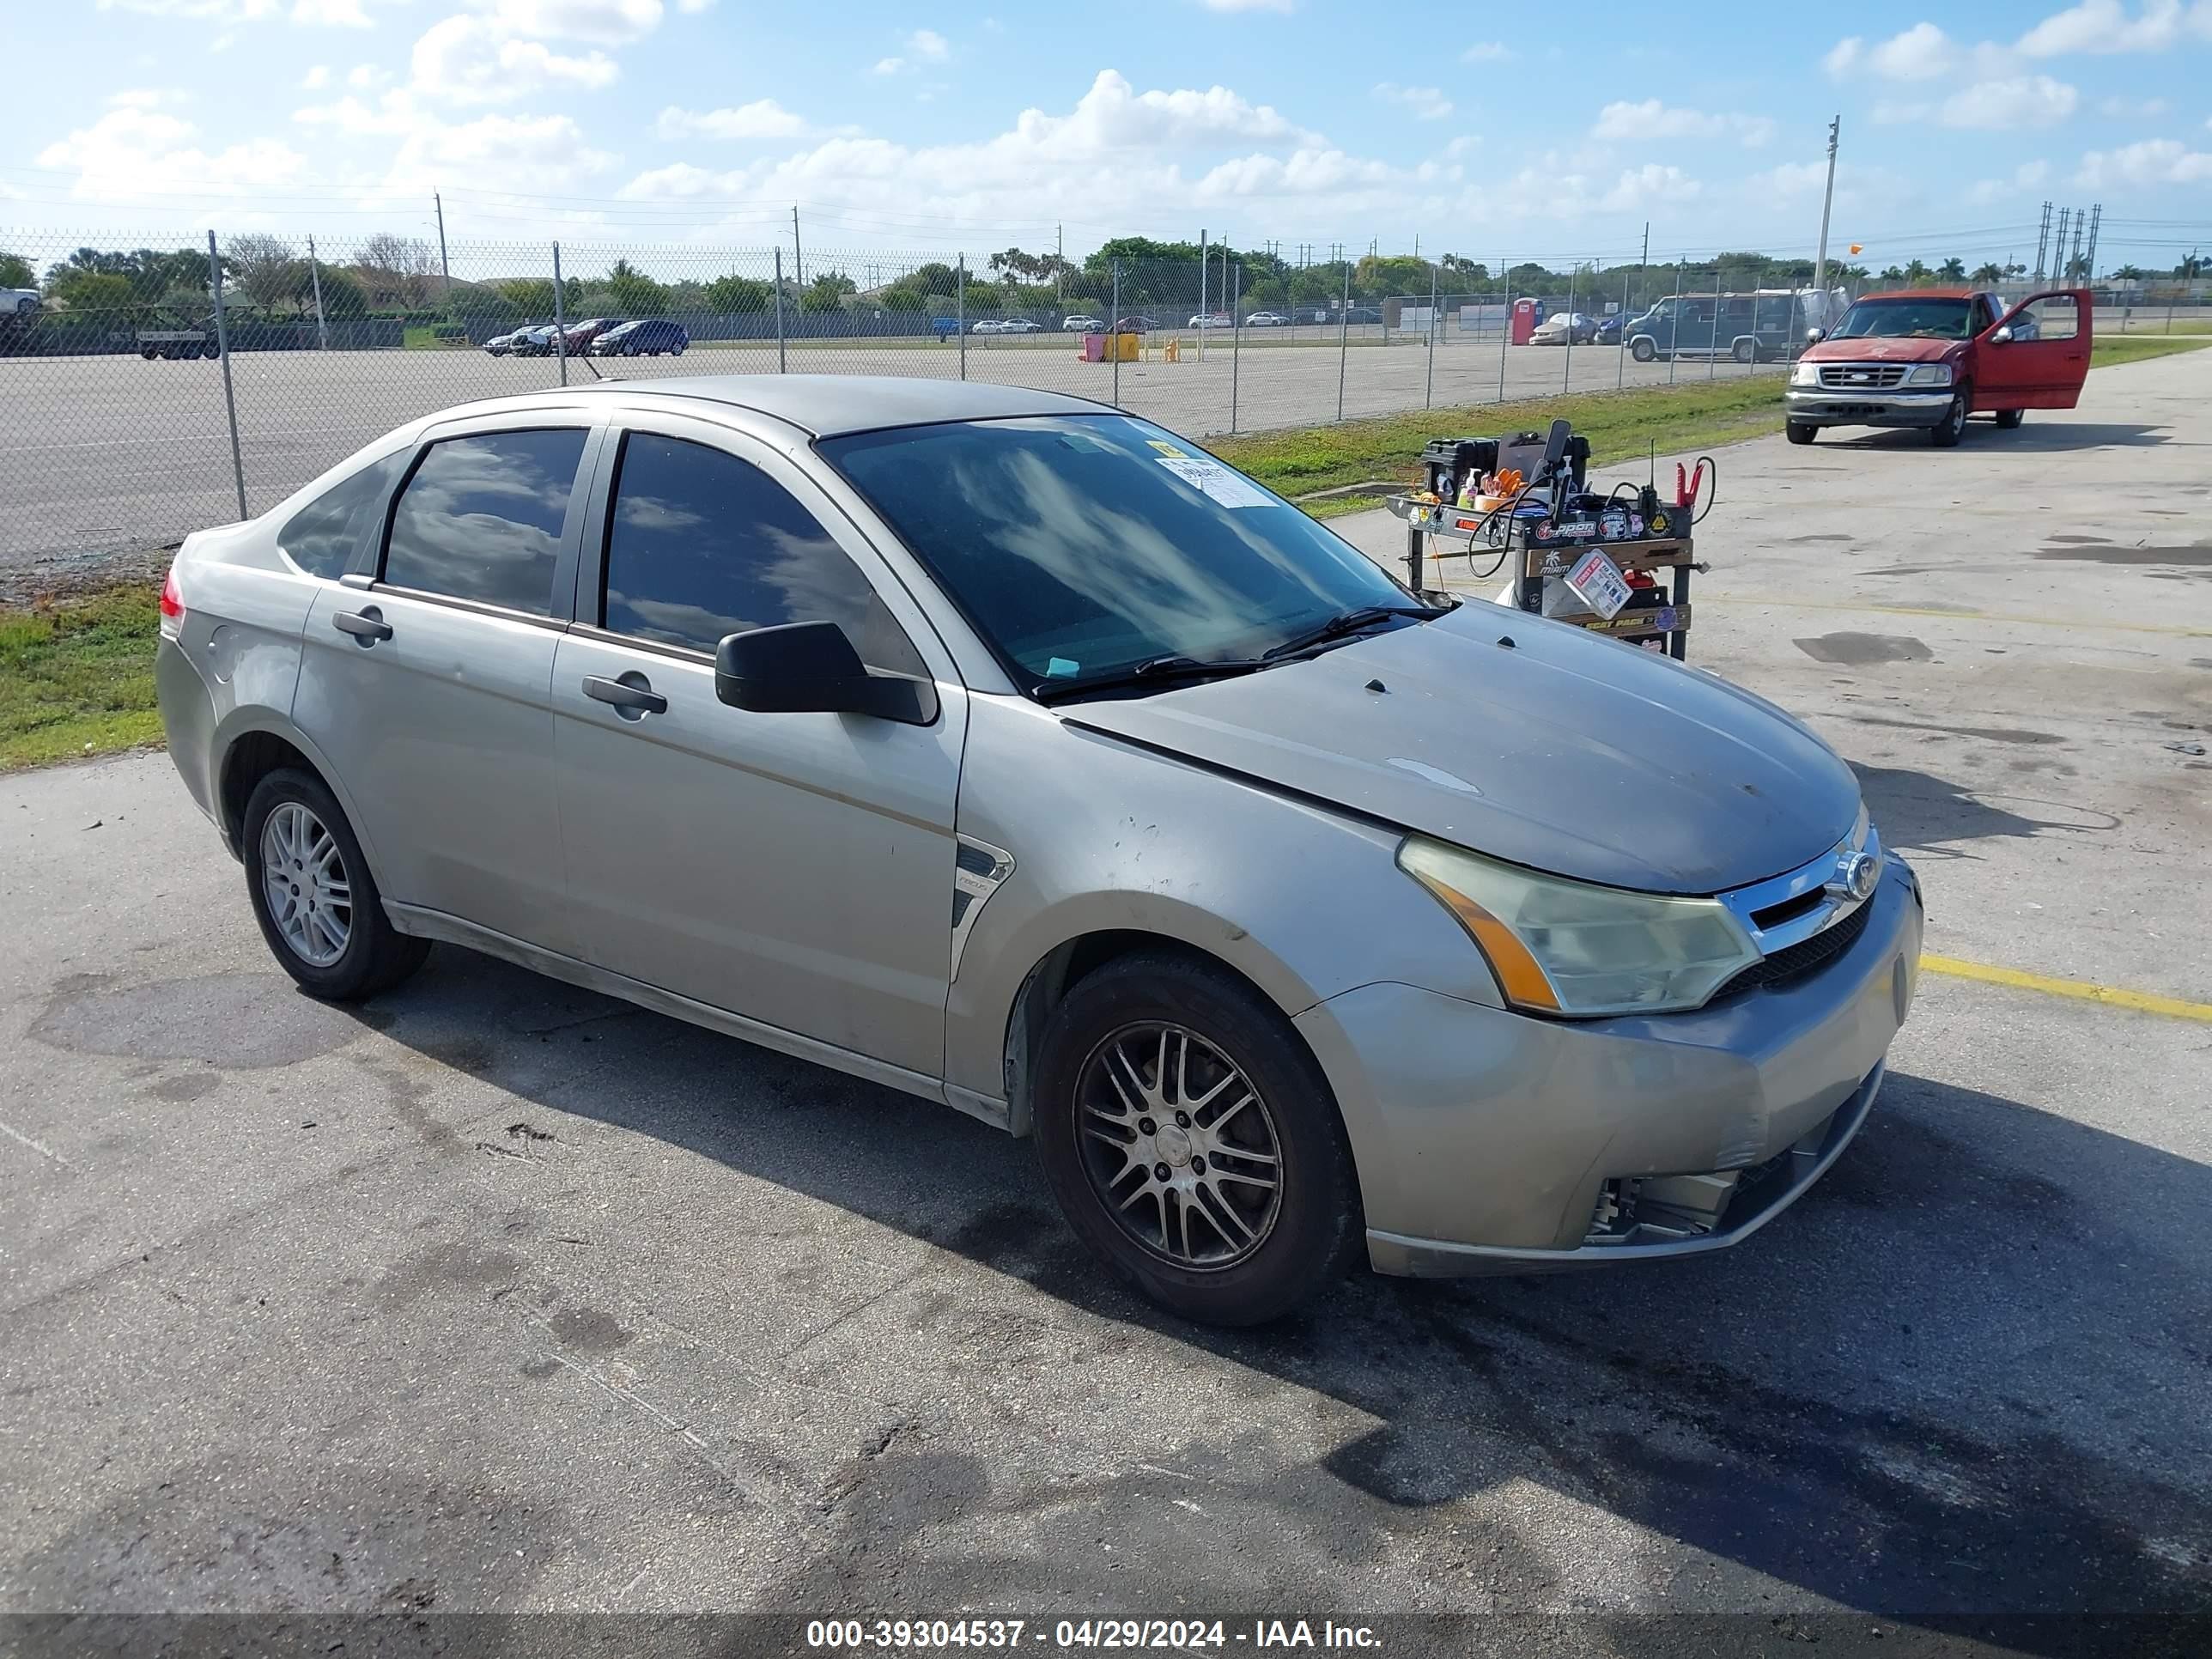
[1785,385,1953,428]
[1295,860,1923,1276]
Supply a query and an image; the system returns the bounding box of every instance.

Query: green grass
[1206,376,1792,507]
[0,586,166,772]
[2089,334,2212,368]
[402,325,439,349]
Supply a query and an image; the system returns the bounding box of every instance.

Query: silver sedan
[155,376,1921,1325]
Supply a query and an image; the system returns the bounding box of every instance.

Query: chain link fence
[5,227,2204,582]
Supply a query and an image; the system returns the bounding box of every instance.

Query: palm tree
[1903,258,1932,285]
[1936,257,1966,281]
[1970,262,2006,283]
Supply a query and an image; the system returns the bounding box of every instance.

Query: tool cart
[1384,422,1707,662]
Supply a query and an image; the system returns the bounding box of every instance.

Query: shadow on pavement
[336,945,2212,1638]
[1850,762,2118,864]
[1819,422,2170,453]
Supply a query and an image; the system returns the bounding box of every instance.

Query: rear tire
[1786,421,1817,446]
[242,769,428,1002]
[1929,390,1969,447]
[1032,952,1360,1327]
[1994,407,2025,429]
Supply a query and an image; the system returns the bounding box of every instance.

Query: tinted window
[383,428,586,615]
[601,433,926,676]
[279,450,407,579]
[2020,293,2078,340]
[821,415,1410,689]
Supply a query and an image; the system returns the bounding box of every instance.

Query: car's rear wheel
[1786,421,1817,446]
[1631,337,1656,362]
[1033,952,1359,1326]
[1929,390,1969,447]
[243,769,428,1002]
[1994,407,2025,429]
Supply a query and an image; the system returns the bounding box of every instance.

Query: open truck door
[1978,289,2093,410]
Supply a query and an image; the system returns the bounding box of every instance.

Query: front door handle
[582,674,668,716]
[332,606,392,645]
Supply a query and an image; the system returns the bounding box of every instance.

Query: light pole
[1811,116,1840,302]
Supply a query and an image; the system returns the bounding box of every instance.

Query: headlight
[1905,363,1954,386]
[1397,836,1759,1017]
[1790,361,1820,386]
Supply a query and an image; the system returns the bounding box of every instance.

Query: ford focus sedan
[155,376,1920,1326]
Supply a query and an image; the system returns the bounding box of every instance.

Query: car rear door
[1978,289,2093,409]
[549,410,967,1080]
[295,411,600,956]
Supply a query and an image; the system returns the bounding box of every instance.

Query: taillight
[159,565,185,636]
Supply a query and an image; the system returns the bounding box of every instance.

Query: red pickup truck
[1784,287,2092,447]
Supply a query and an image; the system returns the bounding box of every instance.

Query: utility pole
[434,191,452,299]
[2053,207,2072,279]
[2033,200,2053,283]
[307,233,328,350]
[792,206,804,291]
[1810,116,1839,302]
[1056,222,1064,301]
[2083,204,2102,283]
[1198,227,1207,362]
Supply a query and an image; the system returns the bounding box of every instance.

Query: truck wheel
[202,343,218,362]
[1631,337,1656,362]
[1994,408,2025,429]
[1929,390,1969,448]
[1733,337,1757,365]
[1032,951,1361,1327]
[1786,422,1817,446]
[141,348,158,361]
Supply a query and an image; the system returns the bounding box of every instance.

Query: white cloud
[1590,99,1775,147]
[1869,21,1957,79]
[907,27,949,59]
[410,13,618,103]
[676,0,712,9]
[94,0,278,18]
[485,0,665,43]
[872,56,904,75]
[2017,0,2209,56]
[291,0,369,22]
[302,63,331,88]
[1460,40,1510,61]
[2077,136,2212,184]
[656,100,833,140]
[36,103,307,203]
[348,62,389,87]
[106,87,183,109]
[1967,159,2053,204]
[1374,83,1453,122]
[1941,75,2079,129]
[1198,0,1294,12]
[1600,163,1700,211]
[2099,94,2169,116]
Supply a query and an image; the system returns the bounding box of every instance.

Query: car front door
[1978,289,2093,409]
[550,413,967,1081]
[297,416,599,956]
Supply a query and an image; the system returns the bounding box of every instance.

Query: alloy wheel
[1074,1022,1284,1270]
[259,800,351,968]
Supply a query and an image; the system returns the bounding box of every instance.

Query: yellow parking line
[1710,596,2212,639]
[1920,954,2212,1022]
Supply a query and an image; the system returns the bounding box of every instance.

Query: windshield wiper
[1031,653,1270,704]
[1261,604,1443,661]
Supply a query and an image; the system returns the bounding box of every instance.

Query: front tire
[1786,421,1817,446]
[1631,337,1656,362]
[1929,389,1969,447]
[1032,952,1360,1326]
[1733,338,1757,365]
[243,769,428,1002]
[1994,407,2025,429]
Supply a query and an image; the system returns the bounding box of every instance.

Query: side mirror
[1990,325,2014,345]
[1804,327,1825,345]
[714,621,929,722]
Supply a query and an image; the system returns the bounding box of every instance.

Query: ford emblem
[1833,851,1880,902]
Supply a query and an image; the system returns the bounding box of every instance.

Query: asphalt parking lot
[0,335,1772,577]
[3,350,2209,1644]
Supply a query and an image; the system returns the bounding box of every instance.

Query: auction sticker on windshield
[1158,456,1273,509]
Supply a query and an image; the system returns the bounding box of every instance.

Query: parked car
[1626,291,1837,364]
[1187,313,1231,328]
[507,325,561,357]
[155,375,1919,1327]
[1061,315,1106,333]
[997,318,1043,334]
[1595,314,1623,346]
[1111,315,1158,332]
[970,319,1004,334]
[482,329,526,356]
[562,317,626,353]
[1531,312,1598,346]
[591,319,689,356]
[1243,311,1287,327]
[1344,306,1382,325]
[1785,287,2092,447]
[3,289,40,317]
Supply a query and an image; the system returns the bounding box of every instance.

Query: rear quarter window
[382,428,588,615]
[278,450,408,580]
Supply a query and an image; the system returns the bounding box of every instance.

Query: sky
[7,0,2212,274]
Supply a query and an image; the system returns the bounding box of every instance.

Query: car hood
[1060,604,1860,895]
[1803,336,1960,364]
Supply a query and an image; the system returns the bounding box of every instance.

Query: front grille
[1818,363,1907,389]
[1721,900,1873,996]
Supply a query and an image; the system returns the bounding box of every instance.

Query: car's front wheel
[1033,952,1359,1326]
[1786,421,1817,445]
[1631,337,1656,362]
[243,769,428,1002]
[1929,390,1970,447]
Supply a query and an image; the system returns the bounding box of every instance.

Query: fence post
[775,249,787,373]
[957,256,967,382]
[1336,263,1350,422]
[1562,262,1578,394]
[1111,259,1121,409]
[552,240,568,386]
[1425,259,1438,410]
[207,230,247,522]
[1668,259,1684,385]
[1498,261,1511,404]
[1618,259,1632,388]
[1708,263,1722,380]
[1230,262,1242,433]
[307,234,329,351]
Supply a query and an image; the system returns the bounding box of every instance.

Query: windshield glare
[1832,298,1973,340]
[820,415,1410,688]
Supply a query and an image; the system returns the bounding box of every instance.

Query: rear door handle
[582,674,667,715]
[332,606,392,644]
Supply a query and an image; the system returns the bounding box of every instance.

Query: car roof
[1855,287,1978,301]
[556,374,1111,436]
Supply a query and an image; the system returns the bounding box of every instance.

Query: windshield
[1832,297,1974,340]
[820,415,1412,690]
